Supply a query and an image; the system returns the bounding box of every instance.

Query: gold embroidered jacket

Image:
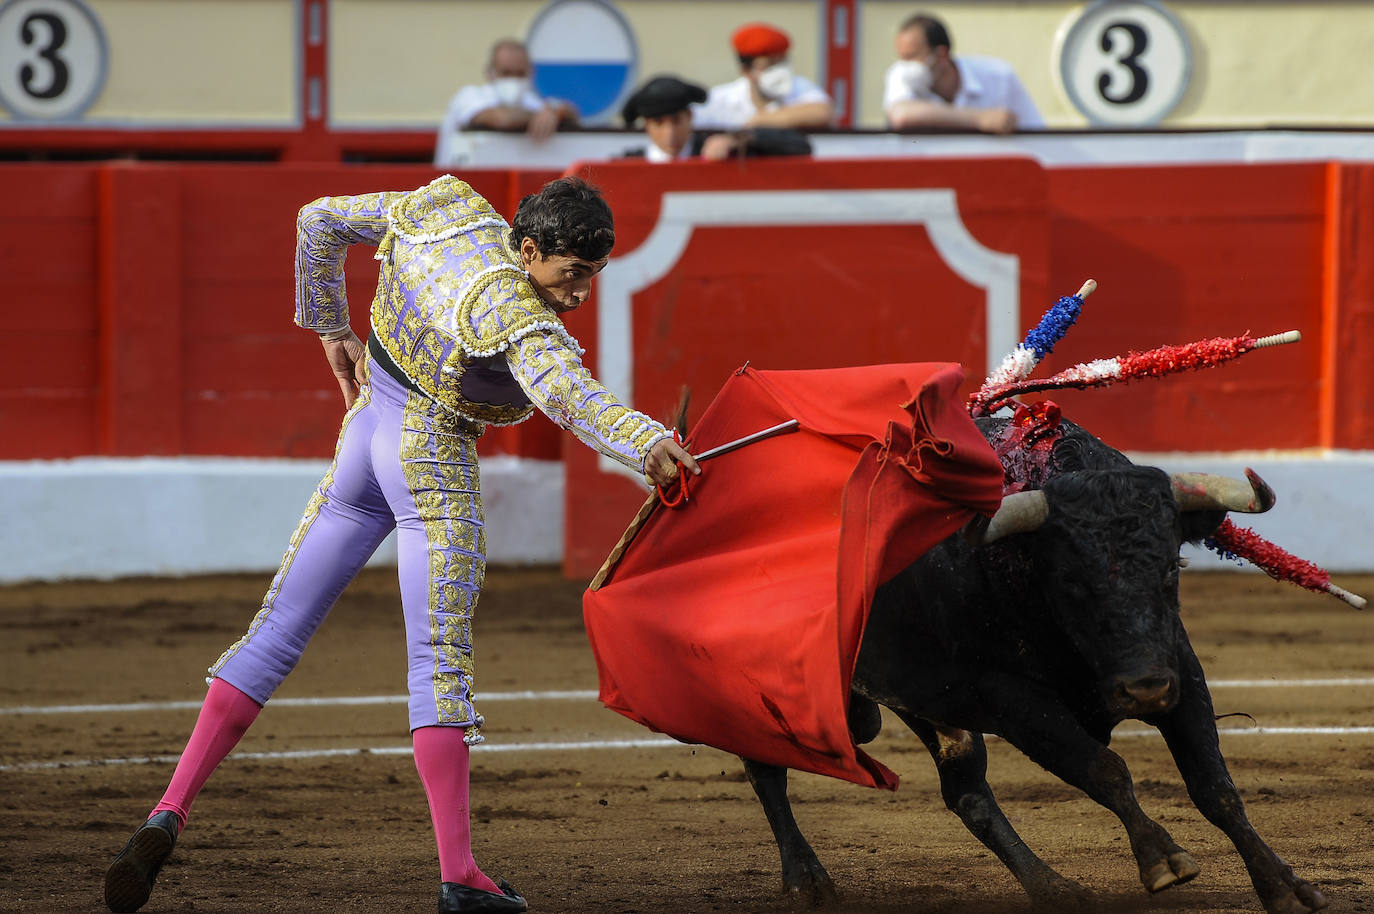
[294,175,668,471]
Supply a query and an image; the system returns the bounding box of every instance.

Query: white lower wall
[0,451,1368,583]
[0,456,563,583]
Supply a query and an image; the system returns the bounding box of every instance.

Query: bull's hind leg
[740,694,884,905]
[742,758,837,906]
[1156,644,1327,914]
[893,710,1091,909]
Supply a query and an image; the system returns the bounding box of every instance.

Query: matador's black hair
[509,176,615,262]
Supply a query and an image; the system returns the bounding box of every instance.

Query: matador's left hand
[321,330,369,408]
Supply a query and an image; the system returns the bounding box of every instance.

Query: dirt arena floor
[2,568,1372,914]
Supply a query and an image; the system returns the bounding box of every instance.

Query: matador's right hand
[643,436,701,490]
[320,329,369,408]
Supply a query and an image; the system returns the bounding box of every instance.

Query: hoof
[1027,873,1094,911]
[1141,851,1200,893]
[783,872,838,908]
[1263,880,1328,914]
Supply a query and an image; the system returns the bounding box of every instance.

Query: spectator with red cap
[692,22,834,131]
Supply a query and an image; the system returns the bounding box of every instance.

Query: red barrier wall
[0,163,559,460]
[1322,162,1374,450]
[4,166,100,457]
[1041,163,1327,450]
[1,158,1369,534]
[556,158,1374,576]
[559,156,1051,574]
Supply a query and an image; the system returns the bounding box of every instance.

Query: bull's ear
[1180,508,1227,545]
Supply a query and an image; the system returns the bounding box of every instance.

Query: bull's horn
[1170,468,1276,513]
[966,490,1050,544]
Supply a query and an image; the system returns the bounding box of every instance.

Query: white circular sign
[1055,0,1192,126]
[527,0,638,125]
[0,0,107,121]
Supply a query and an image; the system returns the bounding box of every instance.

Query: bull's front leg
[891,709,1091,910]
[980,677,1201,895]
[741,757,837,906]
[1155,643,1328,914]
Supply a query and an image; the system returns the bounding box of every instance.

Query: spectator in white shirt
[692,23,834,132]
[434,39,579,164]
[883,13,1043,134]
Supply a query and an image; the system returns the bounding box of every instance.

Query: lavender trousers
[208,363,489,742]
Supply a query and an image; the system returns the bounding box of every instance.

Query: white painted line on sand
[1113,725,1374,738]
[5,725,1374,773]
[0,689,601,716]
[6,678,1374,717]
[1210,677,1374,689]
[0,737,685,772]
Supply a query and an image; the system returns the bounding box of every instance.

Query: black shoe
[104,811,180,913]
[438,878,529,913]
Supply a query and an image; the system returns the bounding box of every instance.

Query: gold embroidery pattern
[451,270,577,360]
[370,197,542,427]
[400,391,487,744]
[388,175,501,241]
[509,331,669,470]
[295,193,398,330]
[208,384,374,680]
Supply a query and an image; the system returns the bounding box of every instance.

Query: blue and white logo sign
[527,0,637,125]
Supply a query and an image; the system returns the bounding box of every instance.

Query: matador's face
[519,238,609,314]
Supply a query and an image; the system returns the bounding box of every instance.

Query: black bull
[742,416,1328,914]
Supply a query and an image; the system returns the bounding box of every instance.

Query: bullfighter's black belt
[367,333,428,398]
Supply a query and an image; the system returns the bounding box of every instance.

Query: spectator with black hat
[621,74,813,162]
[621,75,708,162]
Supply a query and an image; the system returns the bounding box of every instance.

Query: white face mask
[755,63,794,100]
[894,59,936,98]
[491,76,531,106]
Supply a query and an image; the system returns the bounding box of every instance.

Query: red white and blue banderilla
[971,328,1302,418]
[971,280,1361,609]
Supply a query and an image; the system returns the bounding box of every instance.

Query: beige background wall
[335,0,1374,129]
[2,1,1370,129]
[856,1,1374,128]
[330,0,823,127]
[0,0,297,125]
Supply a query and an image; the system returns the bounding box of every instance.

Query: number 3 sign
[0,0,107,121]
[1054,0,1192,126]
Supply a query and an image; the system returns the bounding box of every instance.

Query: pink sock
[413,726,500,893]
[151,678,262,829]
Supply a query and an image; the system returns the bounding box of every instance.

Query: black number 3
[20,12,71,101]
[1097,20,1149,105]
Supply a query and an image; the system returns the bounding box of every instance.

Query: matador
[105,175,697,914]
